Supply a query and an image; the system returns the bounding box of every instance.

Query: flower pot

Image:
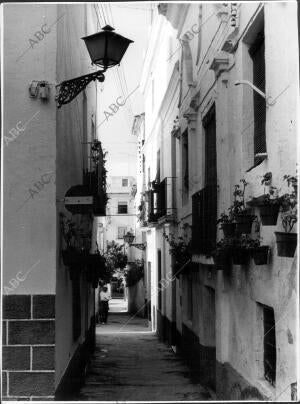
[214,248,231,271]
[235,214,255,234]
[231,247,249,265]
[252,246,270,265]
[259,204,280,226]
[221,223,236,238]
[275,232,297,257]
[62,248,84,281]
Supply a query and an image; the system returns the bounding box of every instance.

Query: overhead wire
[64,9,85,169]
[97,3,135,131]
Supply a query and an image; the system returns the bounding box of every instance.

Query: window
[156,149,160,182]
[192,105,217,255]
[263,305,276,386]
[117,227,127,239]
[118,202,128,214]
[182,129,189,196]
[122,178,128,187]
[249,26,266,165]
[204,104,217,187]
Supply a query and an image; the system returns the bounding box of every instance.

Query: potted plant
[213,238,232,271]
[60,213,87,280]
[232,179,256,234]
[231,234,253,265]
[163,232,192,278]
[217,211,236,238]
[275,175,297,257]
[125,260,144,287]
[248,173,280,226]
[251,238,271,265]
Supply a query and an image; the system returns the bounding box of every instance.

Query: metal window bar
[192,185,217,255]
[263,306,276,386]
[249,31,266,165]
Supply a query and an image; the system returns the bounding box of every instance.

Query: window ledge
[246,154,268,173]
[254,378,276,400]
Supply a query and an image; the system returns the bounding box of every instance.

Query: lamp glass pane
[83,30,133,69]
[83,32,106,65]
[105,33,132,66]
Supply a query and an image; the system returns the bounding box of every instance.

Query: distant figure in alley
[99,286,111,324]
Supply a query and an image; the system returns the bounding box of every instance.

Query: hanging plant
[248,173,280,226]
[230,234,256,265]
[217,211,236,238]
[231,179,256,234]
[250,237,271,265]
[125,260,144,287]
[275,174,298,257]
[163,232,192,276]
[60,213,91,280]
[212,238,232,271]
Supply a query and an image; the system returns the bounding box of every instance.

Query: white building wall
[157,2,298,401]
[3,3,99,397]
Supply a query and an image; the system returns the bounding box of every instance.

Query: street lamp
[56,25,133,108]
[123,231,147,251]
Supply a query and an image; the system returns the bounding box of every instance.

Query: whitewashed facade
[138,2,299,400]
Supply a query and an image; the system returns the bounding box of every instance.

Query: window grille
[191,105,217,255]
[249,29,266,165]
[117,227,127,239]
[263,306,276,386]
[203,104,217,187]
[192,185,217,255]
[118,202,128,214]
[182,130,189,192]
[156,178,167,218]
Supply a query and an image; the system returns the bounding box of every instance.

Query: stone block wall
[2,295,55,400]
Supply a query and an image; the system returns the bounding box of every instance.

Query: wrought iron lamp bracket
[56,69,106,108]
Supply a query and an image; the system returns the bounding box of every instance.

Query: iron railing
[147,177,176,223]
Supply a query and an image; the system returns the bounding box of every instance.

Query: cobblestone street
[74,312,212,401]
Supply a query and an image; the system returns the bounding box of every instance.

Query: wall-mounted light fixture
[29,80,50,100]
[56,25,133,108]
[123,231,147,250]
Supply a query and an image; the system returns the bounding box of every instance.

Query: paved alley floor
[74,312,212,401]
[109,298,128,313]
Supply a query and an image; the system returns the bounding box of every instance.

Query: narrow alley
[2,2,299,402]
[73,304,211,401]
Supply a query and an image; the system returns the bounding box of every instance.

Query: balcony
[83,146,108,217]
[192,185,217,255]
[146,177,176,225]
